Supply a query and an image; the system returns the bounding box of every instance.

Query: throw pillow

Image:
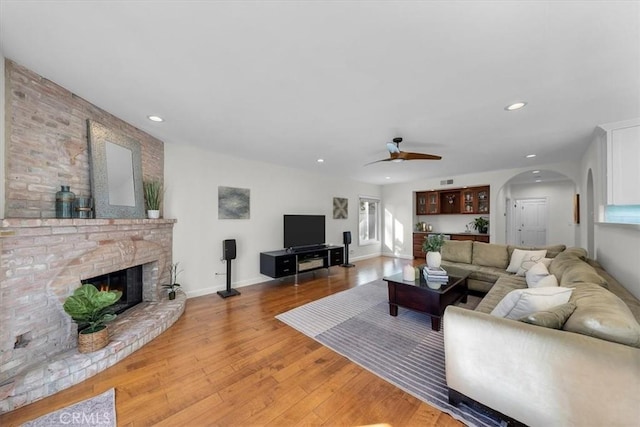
[519,302,577,329]
[525,262,554,287]
[516,257,552,276]
[490,287,573,320]
[506,249,547,274]
[532,274,559,288]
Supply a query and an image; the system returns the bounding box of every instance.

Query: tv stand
[260,245,344,285]
[287,244,327,253]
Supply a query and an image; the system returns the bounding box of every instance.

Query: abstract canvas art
[218,186,250,219]
[333,197,348,219]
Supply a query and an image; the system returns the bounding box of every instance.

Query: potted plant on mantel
[63,284,122,353]
[422,233,445,268]
[143,180,163,219]
[473,216,489,234]
[163,262,182,300]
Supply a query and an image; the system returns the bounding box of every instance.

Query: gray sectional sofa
[439,240,640,426]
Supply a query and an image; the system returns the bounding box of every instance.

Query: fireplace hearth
[0,218,181,413]
[82,265,143,314]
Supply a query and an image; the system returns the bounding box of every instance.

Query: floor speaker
[222,239,236,260]
[341,231,355,268]
[218,239,240,298]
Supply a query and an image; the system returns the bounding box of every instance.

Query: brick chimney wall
[4,59,164,218]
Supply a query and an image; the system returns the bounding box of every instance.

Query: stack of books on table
[423,266,449,283]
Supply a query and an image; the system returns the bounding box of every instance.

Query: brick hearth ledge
[0,295,186,413]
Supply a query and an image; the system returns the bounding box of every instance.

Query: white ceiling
[1,1,638,185]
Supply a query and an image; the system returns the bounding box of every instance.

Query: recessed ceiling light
[505,102,527,111]
[147,115,164,122]
[316,158,324,163]
[525,154,536,158]
[535,179,542,183]
[385,176,391,180]
[532,170,540,174]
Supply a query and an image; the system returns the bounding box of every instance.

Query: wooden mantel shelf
[1,218,177,228]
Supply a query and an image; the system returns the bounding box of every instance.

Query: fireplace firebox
[82,265,143,314]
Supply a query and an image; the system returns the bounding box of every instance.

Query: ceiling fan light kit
[366,137,442,166]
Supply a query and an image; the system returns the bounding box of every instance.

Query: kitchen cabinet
[417,186,489,215]
[607,124,640,205]
[450,233,489,243]
[461,186,490,214]
[416,192,428,215]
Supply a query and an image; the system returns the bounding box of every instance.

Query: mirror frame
[87,120,145,218]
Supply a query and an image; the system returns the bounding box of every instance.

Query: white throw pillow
[531,274,559,288]
[490,287,573,320]
[516,257,553,276]
[506,249,547,273]
[525,262,551,287]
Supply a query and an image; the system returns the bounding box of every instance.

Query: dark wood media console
[260,246,344,284]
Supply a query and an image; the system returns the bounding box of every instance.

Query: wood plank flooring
[1,256,462,426]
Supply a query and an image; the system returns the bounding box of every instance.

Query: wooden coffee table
[384,265,469,331]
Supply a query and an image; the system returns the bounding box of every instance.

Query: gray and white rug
[276,280,502,427]
[22,388,116,427]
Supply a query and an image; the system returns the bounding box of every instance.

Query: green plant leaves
[63,284,122,333]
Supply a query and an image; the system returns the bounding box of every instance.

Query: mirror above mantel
[87,120,145,218]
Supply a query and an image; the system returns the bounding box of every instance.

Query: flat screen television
[284,215,326,249]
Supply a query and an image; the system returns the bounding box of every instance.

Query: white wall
[164,143,381,297]
[381,161,579,259]
[580,127,640,299]
[507,180,576,246]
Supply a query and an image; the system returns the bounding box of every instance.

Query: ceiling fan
[365,137,442,165]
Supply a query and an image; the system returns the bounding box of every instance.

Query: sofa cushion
[491,287,574,320]
[590,260,640,322]
[549,247,588,280]
[563,283,640,348]
[520,302,576,329]
[471,242,509,269]
[559,263,608,288]
[468,265,510,284]
[475,275,526,314]
[442,240,473,264]
[508,244,566,259]
[506,249,547,273]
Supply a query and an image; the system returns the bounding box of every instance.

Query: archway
[495,169,576,246]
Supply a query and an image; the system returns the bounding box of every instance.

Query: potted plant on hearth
[63,284,122,353]
[163,262,182,300]
[472,216,489,234]
[143,180,163,219]
[422,233,445,268]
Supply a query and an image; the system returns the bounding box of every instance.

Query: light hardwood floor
[1,256,462,426]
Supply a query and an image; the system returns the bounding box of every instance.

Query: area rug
[276,280,502,427]
[22,388,116,427]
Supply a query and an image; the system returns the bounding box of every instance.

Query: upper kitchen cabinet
[606,122,640,205]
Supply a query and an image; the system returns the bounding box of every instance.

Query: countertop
[414,231,490,236]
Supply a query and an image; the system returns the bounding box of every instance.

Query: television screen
[284,215,326,249]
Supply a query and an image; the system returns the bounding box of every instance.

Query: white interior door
[515,198,548,246]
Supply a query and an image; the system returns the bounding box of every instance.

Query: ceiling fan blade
[364,158,393,166]
[399,151,442,161]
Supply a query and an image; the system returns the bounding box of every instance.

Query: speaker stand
[217,258,241,298]
[341,243,355,268]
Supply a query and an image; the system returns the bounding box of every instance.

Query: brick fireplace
[0,218,183,413]
[1,59,183,413]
